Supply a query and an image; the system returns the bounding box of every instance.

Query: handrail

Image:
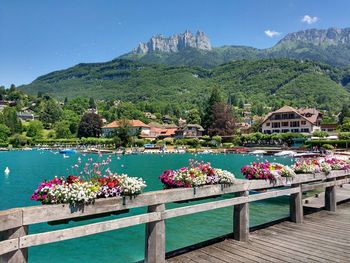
[0,170,349,263]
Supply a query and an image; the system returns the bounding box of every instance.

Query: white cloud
[264,30,281,38]
[302,15,318,24]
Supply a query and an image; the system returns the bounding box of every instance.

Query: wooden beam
[325,178,337,212]
[19,213,160,248]
[302,178,350,192]
[0,225,28,263]
[145,204,165,263]
[290,184,303,224]
[0,209,22,232]
[234,191,249,242]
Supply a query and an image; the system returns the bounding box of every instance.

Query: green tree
[89,97,96,109]
[202,86,223,131]
[187,109,201,124]
[9,134,28,148]
[0,124,11,141]
[40,99,62,128]
[339,104,350,124]
[26,120,44,138]
[61,109,80,134]
[54,121,72,138]
[313,130,329,138]
[77,113,102,138]
[65,97,89,115]
[2,107,22,134]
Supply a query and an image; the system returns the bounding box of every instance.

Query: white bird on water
[4,167,10,174]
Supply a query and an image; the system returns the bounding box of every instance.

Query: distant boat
[274,150,296,157]
[59,149,76,154]
[249,150,267,155]
[4,167,10,174]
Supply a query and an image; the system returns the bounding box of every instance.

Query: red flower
[67,175,80,184]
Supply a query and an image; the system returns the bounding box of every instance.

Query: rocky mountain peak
[133,30,212,54]
[277,27,350,46]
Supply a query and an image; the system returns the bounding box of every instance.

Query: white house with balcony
[261,106,322,134]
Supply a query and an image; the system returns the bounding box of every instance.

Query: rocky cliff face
[277,27,350,46]
[133,30,212,54]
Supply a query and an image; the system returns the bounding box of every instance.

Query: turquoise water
[0,151,294,262]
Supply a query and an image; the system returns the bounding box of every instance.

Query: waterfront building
[261,106,322,134]
[102,119,150,137]
[174,124,205,138]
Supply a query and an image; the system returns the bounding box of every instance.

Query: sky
[1,0,350,87]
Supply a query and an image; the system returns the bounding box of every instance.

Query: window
[272,130,280,133]
[282,129,289,133]
[301,121,306,125]
[282,114,288,119]
[266,122,270,126]
[274,114,281,120]
[282,122,289,127]
[301,128,310,133]
[272,122,280,128]
[291,129,299,133]
[264,130,271,134]
[290,121,300,127]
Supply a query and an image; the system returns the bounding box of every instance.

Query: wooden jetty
[168,202,350,263]
[0,170,349,263]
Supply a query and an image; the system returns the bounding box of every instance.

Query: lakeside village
[0,85,350,156]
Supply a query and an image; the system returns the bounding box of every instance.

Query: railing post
[233,190,249,242]
[0,225,28,263]
[290,183,303,223]
[325,178,336,212]
[145,204,165,263]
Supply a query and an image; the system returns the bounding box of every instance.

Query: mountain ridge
[121,27,350,68]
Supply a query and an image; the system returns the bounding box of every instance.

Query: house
[140,122,177,139]
[102,119,150,137]
[261,106,322,134]
[144,112,157,120]
[175,124,204,138]
[17,111,35,121]
[235,122,251,134]
[321,123,338,135]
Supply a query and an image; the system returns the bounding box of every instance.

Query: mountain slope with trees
[19,58,350,113]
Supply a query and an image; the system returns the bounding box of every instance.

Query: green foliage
[2,107,22,134]
[338,132,350,140]
[305,140,349,148]
[26,120,44,138]
[186,108,201,124]
[0,124,11,142]
[313,130,329,138]
[39,98,62,128]
[322,144,334,150]
[54,121,72,139]
[9,134,28,148]
[19,59,350,114]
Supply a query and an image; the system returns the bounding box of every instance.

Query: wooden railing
[1,170,349,263]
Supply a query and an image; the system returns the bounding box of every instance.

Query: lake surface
[0,151,294,262]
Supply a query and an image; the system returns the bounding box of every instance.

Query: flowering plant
[240,161,295,183]
[31,154,147,205]
[292,159,322,174]
[323,158,350,171]
[159,160,235,189]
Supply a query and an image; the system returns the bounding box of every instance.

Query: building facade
[102,120,150,137]
[261,106,322,134]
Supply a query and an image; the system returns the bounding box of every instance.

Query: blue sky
[1,0,350,87]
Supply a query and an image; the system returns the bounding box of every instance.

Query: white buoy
[4,167,10,174]
[63,154,69,159]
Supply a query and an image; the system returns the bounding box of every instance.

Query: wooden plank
[199,246,245,263]
[145,204,165,263]
[19,212,160,248]
[0,239,18,256]
[234,191,249,242]
[0,209,22,232]
[164,188,298,219]
[211,242,258,263]
[249,237,319,263]
[302,178,350,191]
[257,228,350,261]
[290,184,303,223]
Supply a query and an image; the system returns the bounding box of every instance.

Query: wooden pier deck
[167,202,350,263]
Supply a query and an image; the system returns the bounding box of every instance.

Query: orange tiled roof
[102,120,150,129]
